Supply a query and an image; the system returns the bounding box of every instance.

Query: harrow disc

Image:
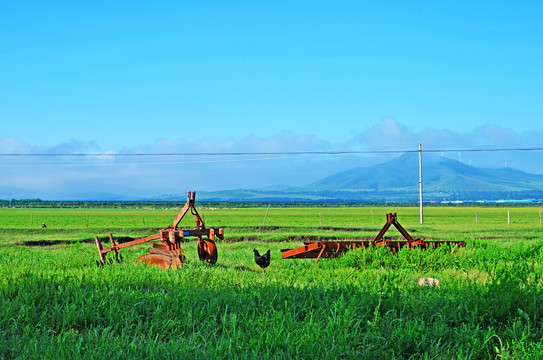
[198,238,218,265]
[138,243,185,269]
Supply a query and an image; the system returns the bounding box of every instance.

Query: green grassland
[1,206,543,359]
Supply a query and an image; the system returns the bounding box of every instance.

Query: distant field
[1,206,543,359]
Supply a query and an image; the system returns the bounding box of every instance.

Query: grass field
[1,205,543,359]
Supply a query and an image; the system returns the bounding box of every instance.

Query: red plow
[281,213,466,264]
[95,191,223,269]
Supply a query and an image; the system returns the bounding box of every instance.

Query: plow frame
[281,213,466,264]
[95,190,224,267]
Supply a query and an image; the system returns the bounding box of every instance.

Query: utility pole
[419,142,423,224]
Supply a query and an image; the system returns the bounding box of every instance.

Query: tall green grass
[1,206,543,359]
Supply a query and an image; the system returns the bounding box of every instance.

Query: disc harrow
[95,190,223,269]
[281,213,465,264]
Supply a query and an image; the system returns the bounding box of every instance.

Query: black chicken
[253,249,271,270]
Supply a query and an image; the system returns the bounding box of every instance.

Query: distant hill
[6,154,543,202]
[306,153,543,192]
[198,154,543,202]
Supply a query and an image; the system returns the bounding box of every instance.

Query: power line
[2,147,543,157]
[0,150,403,156]
[426,147,543,153]
[0,155,301,167]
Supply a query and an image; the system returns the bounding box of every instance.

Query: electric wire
[1,147,543,157]
[0,155,302,167]
[1,147,543,167]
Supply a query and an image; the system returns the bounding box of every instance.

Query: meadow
[1,205,543,359]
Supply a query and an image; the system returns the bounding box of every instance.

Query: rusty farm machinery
[95,195,464,268]
[281,213,466,264]
[95,191,223,269]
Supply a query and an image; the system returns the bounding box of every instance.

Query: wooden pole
[418,142,423,224]
[476,211,478,224]
[30,213,33,229]
[508,210,510,224]
[143,215,145,226]
[371,209,375,225]
[87,215,89,228]
[319,213,322,226]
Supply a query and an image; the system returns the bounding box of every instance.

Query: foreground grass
[1,206,543,359]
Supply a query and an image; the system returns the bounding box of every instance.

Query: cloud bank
[2,120,543,199]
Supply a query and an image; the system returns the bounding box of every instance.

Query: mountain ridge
[4,154,543,202]
[197,154,543,202]
[304,154,543,192]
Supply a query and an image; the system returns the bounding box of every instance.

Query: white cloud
[0,137,100,154]
[2,121,543,199]
[0,137,32,153]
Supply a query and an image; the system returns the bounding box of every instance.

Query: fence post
[508,210,510,224]
[263,204,270,226]
[476,211,478,224]
[371,209,375,225]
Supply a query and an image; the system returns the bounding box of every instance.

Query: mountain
[199,154,543,202]
[306,153,543,192]
[5,154,543,202]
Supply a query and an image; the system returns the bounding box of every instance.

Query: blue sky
[1,1,543,199]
